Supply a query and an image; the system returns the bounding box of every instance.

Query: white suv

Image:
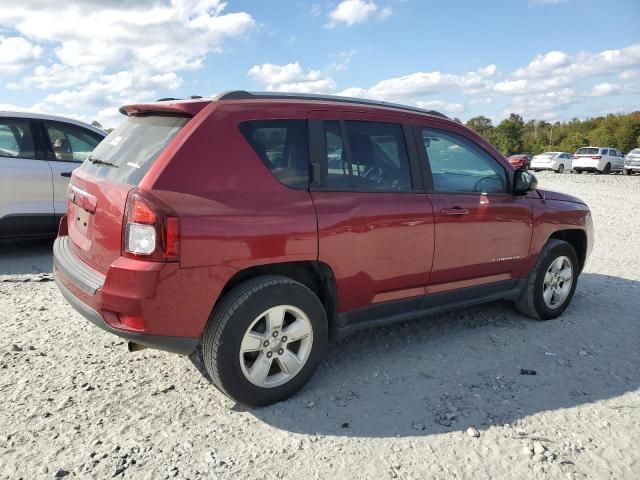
[530,151,573,173]
[0,112,105,239]
[624,148,640,175]
[572,146,625,174]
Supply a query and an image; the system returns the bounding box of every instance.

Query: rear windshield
[575,147,599,155]
[78,115,189,185]
[629,149,640,155]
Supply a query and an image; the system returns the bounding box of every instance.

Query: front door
[416,126,532,293]
[0,117,54,237]
[309,111,435,314]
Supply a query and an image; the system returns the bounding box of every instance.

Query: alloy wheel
[542,256,573,309]
[239,305,313,388]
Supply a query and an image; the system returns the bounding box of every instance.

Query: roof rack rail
[215,90,448,119]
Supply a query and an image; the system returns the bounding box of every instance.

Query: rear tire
[574,169,582,174]
[515,239,579,320]
[202,275,328,406]
[601,163,611,174]
[624,169,632,175]
[556,164,564,173]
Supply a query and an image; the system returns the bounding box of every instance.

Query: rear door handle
[61,172,72,177]
[441,207,469,216]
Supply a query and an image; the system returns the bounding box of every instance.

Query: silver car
[0,112,106,239]
[624,148,640,175]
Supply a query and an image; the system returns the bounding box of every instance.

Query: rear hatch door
[68,115,190,273]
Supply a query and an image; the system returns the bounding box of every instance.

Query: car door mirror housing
[513,169,538,195]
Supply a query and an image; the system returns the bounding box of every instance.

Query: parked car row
[508,146,639,175]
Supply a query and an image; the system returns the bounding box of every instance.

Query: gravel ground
[1,171,639,480]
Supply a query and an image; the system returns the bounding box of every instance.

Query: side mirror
[513,169,538,195]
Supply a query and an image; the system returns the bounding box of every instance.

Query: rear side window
[576,147,599,155]
[601,149,609,155]
[239,120,309,189]
[44,121,103,163]
[79,115,188,185]
[323,120,412,191]
[0,118,35,159]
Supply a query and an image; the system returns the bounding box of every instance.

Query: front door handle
[441,207,469,216]
[61,172,72,177]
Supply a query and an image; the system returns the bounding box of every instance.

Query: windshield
[79,115,189,185]
[629,149,640,155]
[576,147,599,155]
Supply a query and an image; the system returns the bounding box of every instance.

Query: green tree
[559,132,589,153]
[493,114,524,155]
[466,115,494,140]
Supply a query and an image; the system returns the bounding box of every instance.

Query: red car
[54,92,593,406]
[507,154,532,169]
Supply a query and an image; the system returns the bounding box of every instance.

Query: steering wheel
[473,175,505,193]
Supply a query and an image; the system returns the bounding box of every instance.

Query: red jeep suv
[54,91,593,406]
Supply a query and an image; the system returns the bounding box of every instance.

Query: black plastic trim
[54,275,198,355]
[53,236,105,294]
[0,213,56,238]
[335,280,524,339]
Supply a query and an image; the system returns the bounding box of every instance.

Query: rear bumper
[53,236,200,355]
[573,159,603,170]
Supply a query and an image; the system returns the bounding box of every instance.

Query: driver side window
[421,128,506,194]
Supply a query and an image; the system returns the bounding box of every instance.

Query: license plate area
[74,204,92,237]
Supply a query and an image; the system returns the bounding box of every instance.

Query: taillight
[122,188,180,261]
[591,156,602,159]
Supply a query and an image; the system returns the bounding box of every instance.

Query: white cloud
[0,0,254,125]
[414,100,464,114]
[512,51,569,79]
[0,36,42,74]
[505,88,578,118]
[337,65,496,101]
[328,50,358,72]
[248,62,336,93]
[589,82,622,97]
[326,0,390,28]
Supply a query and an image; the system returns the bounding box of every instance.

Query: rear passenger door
[0,117,55,237]
[416,125,532,293]
[308,110,435,316]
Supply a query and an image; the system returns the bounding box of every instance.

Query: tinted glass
[44,122,103,162]
[239,120,309,189]
[79,115,188,185]
[421,128,506,194]
[325,120,411,191]
[576,147,599,155]
[630,149,640,155]
[0,118,35,159]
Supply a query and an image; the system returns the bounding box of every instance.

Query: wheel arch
[548,229,587,271]
[215,261,339,338]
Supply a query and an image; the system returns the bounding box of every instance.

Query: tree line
[463,111,640,156]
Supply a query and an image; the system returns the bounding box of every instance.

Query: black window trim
[40,120,105,164]
[309,118,423,194]
[414,124,513,196]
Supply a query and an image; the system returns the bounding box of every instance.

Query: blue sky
[1,0,639,127]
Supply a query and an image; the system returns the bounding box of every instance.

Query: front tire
[556,164,564,173]
[515,239,579,320]
[202,275,328,406]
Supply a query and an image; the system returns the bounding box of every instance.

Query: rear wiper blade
[87,154,118,167]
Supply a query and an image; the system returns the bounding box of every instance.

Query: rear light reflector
[118,314,145,330]
[591,156,602,159]
[122,188,180,262]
